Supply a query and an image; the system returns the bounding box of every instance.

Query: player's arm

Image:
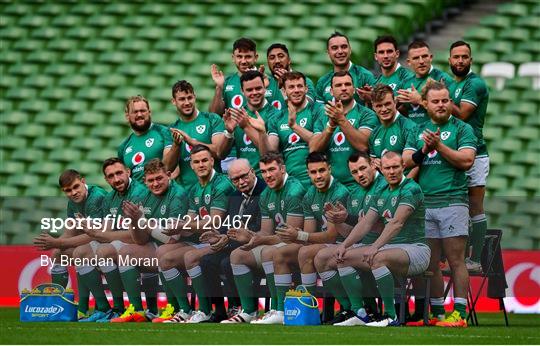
[163,132,181,172]
[437,145,475,171]
[371,205,414,249]
[309,126,333,152]
[341,209,379,248]
[290,122,314,142]
[451,101,476,121]
[304,220,338,244]
[338,118,371,152]
[209,64,226,115]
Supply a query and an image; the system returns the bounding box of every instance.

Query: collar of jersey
[242,177,258,199]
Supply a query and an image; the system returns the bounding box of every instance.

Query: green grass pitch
[1,308,539,344]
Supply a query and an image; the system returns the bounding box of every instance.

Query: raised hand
[211,64,225,88]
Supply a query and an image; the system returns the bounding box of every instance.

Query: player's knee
[260,247,274,262]
[298,246,314,266]
[230,249,244,264]
[72,245,89,259]
[183,250,199,269]
[117,245,132,258]
[158,253,175,270]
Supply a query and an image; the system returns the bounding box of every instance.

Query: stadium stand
[0,0,538,252]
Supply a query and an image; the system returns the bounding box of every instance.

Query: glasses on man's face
[230,170,252,184]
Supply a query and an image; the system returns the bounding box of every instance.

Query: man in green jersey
[163,80,227,189]
[157,145,235,323]
[221,70,280,174]
[227,152,305,324]
[34,169,107,319]
[314,152,386,324]
[251,71,324,185]
[311,71,379,187]
[369,84,417,169]
[359,35,415,104]
[316,32,376,105]
[118,95,174,182]
[448,41,490,272]
[109,159,188,323]
[403,80,477,328]
[72,158,148,322]
[396,41,454,125]
[333,151,429,327]
[266,43,317,105]
[275,152,349,301]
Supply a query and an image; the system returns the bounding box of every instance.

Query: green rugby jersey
[405,116,477,208]
[223,73,283,110]
[370,177,425,244]
[259,174,306,227]
[396,67,455,125]
[188,170,235,217]
[169,111,225,188]
[67,185,107,218]
[233,101,280,174]
[303,177,349,233]
[449,71,489,157]
[118,123,173,182]
[267,74,317,106]
[369,113,417,158]
[140,180,188,220]
[267,101,324,185]
[347,173,387,245]
[314,102,379,187]
[102,179,148,222]
[375,64,414,91]
[315,62,376,105]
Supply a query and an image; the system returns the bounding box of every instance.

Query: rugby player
[403,80,477,327]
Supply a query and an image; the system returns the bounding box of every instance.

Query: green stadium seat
[95,74,128,88]
[525,113,540,128]
[134,51,167,65]
[99,51,129,65]
[71,137,104,151]
[261,16,294,30]
[500,52,533,66]
[505,78,533,92]
[497,3,528,18]
[44,63,75,77]
[8,64,39,77]
[103,2,132,16]
[3,3,30,15]
[121,15,154,28]
[0,136,27,150]
[482,126,503,142]
[63,51,95,65]
[226,16,259,29]
[349,3,380,18]
[276,3,309,17]
[172,3,202,16]
[2,221,32,237]
[22,75,54,89]
[28,162,63,177]
[515,199,540,219]
[72,111,105,126]
[508,127,539,142]
[86,15,117,28]
[0,186,19,198]
[48,38,80,52]
[208,3,237,16]
[52,124,87,140]
[17,14,49,29]
[499,28,530,44]
[69,3,95,15]
[92,99,123,114]
[154,40,186,54]
[139,3,169,16]
[207,27,241,41]
[505,102,537,118]
[49,148,83,164]
[56,99,88,114]
[170,51,202,66]
[152,64,183,79]
[65,26,96,40]
[32,137,66,152]
[515,177,540,194]
[13,39,45,52]
[28,186,61,198]
[84,39,116,52]
[136,27,167,41]
[483,41,514,57]
[19,100,50,113]
[479,15,512,31]
[132,75,166,89]
[34,111,67,126]
[6,87,37,101]
[156,15,188,28]
[280,28,310,42]
[74,86,109,101]
[10,148,44,164]
[41,88,73,102]
[492,164,526,181]
[0,76,18,92]
[37,3,65,16]
[87,148,116,163]
[313,3,344,16]
[521,89,540,104]
[51,15,80,28]
[464,27,496,46]
[20,49,54,64]
[89,125,125,140]
[32,27,60,41]
[0,27,27,41]
[515,15,540,34]
[0,51,21,65]
[192,15,222,28]
[101,27,133,41]
[13,124,46,139]
[117,39,150,52]
[491,137,523,155]
[149,88,174,103]
[111,88,145,101]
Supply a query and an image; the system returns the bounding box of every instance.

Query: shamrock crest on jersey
[441,131,451,141]
[299,118,307,127]
[196,125,206,134]
[390,135,397,146]
[145,138,154,147]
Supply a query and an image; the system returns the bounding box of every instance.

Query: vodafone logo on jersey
[199,206,209,217]
[272,100,282,110]
[232,95,244,109]
[185,143,193,153]
[333,132,345,146]
[243,134,252,145]
[427,150,438,158]
[132,152,145,166]
[288,133,300,144]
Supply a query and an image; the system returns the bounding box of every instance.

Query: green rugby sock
[101,265,125,311]
[373,266,396,319]
[274,273,291,312]
[161,268,192,312]
[262,261,278,310]
[159,272,180,312]
[337,267,363,313]
[470,214,487,262]
[320,270,351,310]
[51,265,69,288]
[76,273,90,314]
[141,274,159,314]
[454,297,467,319]
[187,266,211,314]
[232,264,257,314]
[76,266,110,312]
[118,266,143,311]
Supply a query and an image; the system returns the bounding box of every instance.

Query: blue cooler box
[283,285,320,326]
[20,283,78,322]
